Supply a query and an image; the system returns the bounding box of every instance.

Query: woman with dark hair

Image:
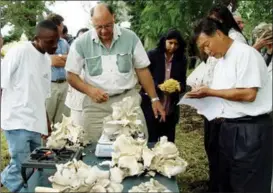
[187,4,248,88]
[140,29,187,143]
[209,4,247,44]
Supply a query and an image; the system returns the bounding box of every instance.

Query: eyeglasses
[93,23,114,31]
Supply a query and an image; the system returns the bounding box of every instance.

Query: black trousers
[205,114,272,193]
[143,106,179,143]
[204,117,221,192]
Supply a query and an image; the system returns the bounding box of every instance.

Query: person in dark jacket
[140,29,187,143]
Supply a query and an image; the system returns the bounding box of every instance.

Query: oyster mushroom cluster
[102,96,146,141]
[105,135,188,183]
[107,134,147,183]
[41,159,123,192]
[144,136,188,178]
[128,179,171,192]
[46,115,89,149]
[159,78,181,93]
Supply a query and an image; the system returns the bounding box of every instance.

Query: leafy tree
[1,1,54,42]
[100,0,131,24]
[236,1,272,40]
[126,0,147,42]
[98,0,271,49]
[2,26,23,44]
[128,0,216,50]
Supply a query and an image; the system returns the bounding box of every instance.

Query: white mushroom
[48,160,121,193]
[95,179,110,188]
[106,182,124,192]
[110,167,125,183]
[152,136,179,159]
[118,156,144,176]
[91,166,110,179]
[46,114,90,149]
[146,171,156,177]
[84,174,97,186]
[142,147,155,168]
[159,158,188,178]
[112,134,146,162]
[101,96,146,141]
[128,179,171,193]
[90,185,107,192]
[148,136,188,178]
[99,160,113,167]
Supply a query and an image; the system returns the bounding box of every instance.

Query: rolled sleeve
[133,39,150,69]
[65,42,84,75]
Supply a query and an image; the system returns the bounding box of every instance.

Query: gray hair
[252,22,272,40]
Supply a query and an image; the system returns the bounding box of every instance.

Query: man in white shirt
[0,20,59,192]
[187,18,272,192]
[65,3,165,143]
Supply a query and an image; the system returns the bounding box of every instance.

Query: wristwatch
[151,97,160,102]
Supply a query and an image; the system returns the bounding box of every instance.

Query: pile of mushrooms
[35,159,123,192]
[46,115,89,149]
[103,134,147,183]
[143,136,188,178]
[36,136,187,192]
[102,96,146,141]
[101,135,188,183]
[128,179,171,192]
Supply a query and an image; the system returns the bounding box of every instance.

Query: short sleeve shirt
[1,42,51,135]
[65,25,150,96]
[211,41,272,118]
[187,28,247,88]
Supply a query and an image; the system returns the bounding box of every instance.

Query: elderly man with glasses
[65,3,165,143]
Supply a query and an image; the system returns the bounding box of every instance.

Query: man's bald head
[91,3,114,18]
[91,3,115,43]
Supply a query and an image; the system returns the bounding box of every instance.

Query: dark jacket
[140,48,187,115]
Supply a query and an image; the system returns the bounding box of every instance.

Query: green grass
[1,132,10,171]
[1,131,10,192]
[0,105,208,193]
[175,105,208,193]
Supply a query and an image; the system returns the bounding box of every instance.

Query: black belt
[214,114,270,123]
[110,89,131,97]
[51,79,66,83]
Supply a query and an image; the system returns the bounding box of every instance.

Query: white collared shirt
[211,41,272,118]
[1,42,51,135]
[187,28,247,88]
